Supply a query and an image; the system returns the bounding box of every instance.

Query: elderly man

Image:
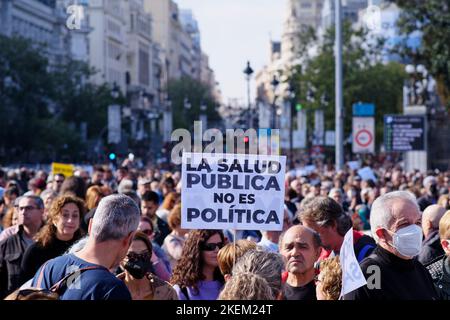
[279,225,321,300]
[425,210,450,299]
[0,196,44,298]
[299,197,375,262]
[419,204,446,265]
[31,194,140,300]
[418,176,439,211]
[344,191,438,300]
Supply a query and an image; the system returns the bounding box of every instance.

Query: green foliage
[392,0,450,108]
[168,76,221,130]
[0,35,117,163]
[287,22,405,150]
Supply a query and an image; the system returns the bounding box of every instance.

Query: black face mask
[123,256,152,279]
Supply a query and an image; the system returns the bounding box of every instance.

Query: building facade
[0,0,90,66]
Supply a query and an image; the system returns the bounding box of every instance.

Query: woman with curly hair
[19,195,85,282]
[218,272,275,300]
[315,256,342,300]
[170,230,225,300]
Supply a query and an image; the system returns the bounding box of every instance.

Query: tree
[392,0,450,108]
[287,22,405,152]
[0,35,119,163]
[167,77,221,131]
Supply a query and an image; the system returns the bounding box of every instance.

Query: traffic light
[295,103,303,112]
[108,152,116,161]
[243,136,249,143]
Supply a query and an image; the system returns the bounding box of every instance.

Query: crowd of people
[0,157,449,300]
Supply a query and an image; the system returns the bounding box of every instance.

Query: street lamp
[243,61,254,129]
[270,75,279,129]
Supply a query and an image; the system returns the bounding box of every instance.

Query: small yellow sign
[51,162,74,178]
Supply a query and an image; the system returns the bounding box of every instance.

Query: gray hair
[66,236,88,254]
[90,194,140,243]
[20,195,44,209]
[370,191,419,243]
[232,249,284,298]
[218,272,275,300]
[328,188,343,197]
[40,189,58,200]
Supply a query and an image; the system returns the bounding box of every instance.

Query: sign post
[352,117,375,154]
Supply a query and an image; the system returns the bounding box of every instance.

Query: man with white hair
[418,176,439,211]
[31,194,140,300]
[344,191,438,300]
[418,205,446,265]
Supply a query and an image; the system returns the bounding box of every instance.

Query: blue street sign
[353,103,375,116]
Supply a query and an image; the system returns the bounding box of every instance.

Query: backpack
[5,261,103,300]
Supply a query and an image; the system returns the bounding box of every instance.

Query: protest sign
[347,161,361,171]
[339,228,367,298]
[51,162,74,177]
[357,166,377,182]
[181,153,286,231]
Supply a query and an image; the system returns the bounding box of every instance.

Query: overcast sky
[175,0,287,105]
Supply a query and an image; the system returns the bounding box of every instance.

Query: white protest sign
[339,228,367,298]
[357,166,377,182]
[181,153,286,231]
[347,161,361,171]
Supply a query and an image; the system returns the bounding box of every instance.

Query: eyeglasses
[19,206,38,211]
[200,242,224,251]
[126,251,151,261]
[140,229,153,236]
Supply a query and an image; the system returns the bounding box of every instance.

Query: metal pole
[335,0,344,170]
[289,100,294,169]
[247,76,251,129]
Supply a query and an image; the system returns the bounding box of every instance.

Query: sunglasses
[200,242,224,251]
[126,251,151,261]
[140,229,153,236]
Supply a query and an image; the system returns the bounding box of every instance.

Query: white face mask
[386,224,423,258]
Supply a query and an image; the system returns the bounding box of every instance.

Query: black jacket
[426,255,450,300]
[343,245,438,300]
[0,225,33,298]
[418,230,445,266]
[20,236,77,283]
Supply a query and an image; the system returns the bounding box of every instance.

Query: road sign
[384,115,425,152]
[353,103,375,117]
[352,117,375,153]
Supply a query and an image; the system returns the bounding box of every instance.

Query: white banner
[293,130,306,149]
[339,228,367,298]
[352,117,375,153]
[325,130,335,146]
[181,153,286,231]
[313,109,324,145]
[108,105,121,144]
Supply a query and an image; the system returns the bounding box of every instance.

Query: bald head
[422,205,446,238]
[280,225,321,250]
